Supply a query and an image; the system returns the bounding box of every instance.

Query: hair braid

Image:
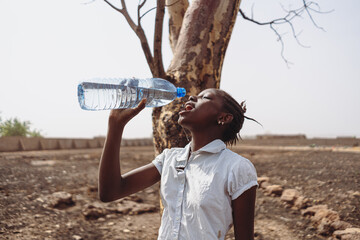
[218,90,260,146]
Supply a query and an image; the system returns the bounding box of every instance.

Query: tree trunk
[152,0,242,154]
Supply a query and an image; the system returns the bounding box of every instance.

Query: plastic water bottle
[77,78,186,111]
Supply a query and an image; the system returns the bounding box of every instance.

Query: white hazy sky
[0,0,359,139]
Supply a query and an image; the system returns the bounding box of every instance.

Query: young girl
[98,88,258,240]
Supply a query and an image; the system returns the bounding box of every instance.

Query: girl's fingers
[135,98,147,111]
[129,98,146,118]
[109,99,147,123]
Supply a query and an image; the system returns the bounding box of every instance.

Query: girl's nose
[189,95,197,102]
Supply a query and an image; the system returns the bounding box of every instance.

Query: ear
[218,113,233,125]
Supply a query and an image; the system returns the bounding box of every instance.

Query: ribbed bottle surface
[77,78,185,111]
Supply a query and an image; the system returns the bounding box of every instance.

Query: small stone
[145,188,156,194]
[304,207,341,236]
[36,197,45,203]
[123,229,131,233]
[72,235,83,240]
[257,177,270,188]
[280,189,300,205]
[82,154,91,159]
[312,208,340,226]
[129,203,157,215]
[31,160,56,166]
[333,228,360,239]
[341,234,360,240]
[46,192,75,209]
[317,218,334,236]
[125,195,143,203]
[331,220,352,231]
[260,181,270,189]
[82,204,108,220]
[351,191,360,197]
[301,204,328,217]
[293,196,310,210]
[66,222,74,229]
[264,185,283,196]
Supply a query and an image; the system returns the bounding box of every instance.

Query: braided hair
[217,89,261,146]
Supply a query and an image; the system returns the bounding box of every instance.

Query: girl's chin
[178,116,189,127]
[178,117,184,125]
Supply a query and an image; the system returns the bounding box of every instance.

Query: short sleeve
[151,149,168,175]
[227,158,258,200]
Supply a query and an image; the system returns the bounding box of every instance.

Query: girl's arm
[98,99,161,202]
[232,186,257,240]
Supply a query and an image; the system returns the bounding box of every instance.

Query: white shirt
[152,139,258,240]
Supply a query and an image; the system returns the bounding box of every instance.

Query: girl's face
[178,89,224,130]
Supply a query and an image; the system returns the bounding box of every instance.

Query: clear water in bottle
[77,78,186,111]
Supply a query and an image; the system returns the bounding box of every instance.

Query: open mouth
[185,104,194,111]
[179,103,194,115]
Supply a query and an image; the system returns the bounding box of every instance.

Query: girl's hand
[109,98,147,127]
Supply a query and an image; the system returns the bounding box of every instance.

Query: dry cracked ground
[0,138,359,239]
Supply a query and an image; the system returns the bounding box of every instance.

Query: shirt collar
[177,143,191,161]
[195,139,226,154]
[177,139,226,161]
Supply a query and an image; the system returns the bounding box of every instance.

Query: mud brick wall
[0,136,153,152]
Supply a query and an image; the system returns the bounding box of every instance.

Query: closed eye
[197,94,211,99]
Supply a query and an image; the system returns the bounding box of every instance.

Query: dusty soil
[0,138,359,240]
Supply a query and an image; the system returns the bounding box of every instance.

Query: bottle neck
[176,88,186,98]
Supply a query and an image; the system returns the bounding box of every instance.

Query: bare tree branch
[138,0,147,25]
[140,1,183,22]
[103,0,157,76]
[140,6,157,20]
[139,0,147,9]
[270,24,293,66]
[103,0,122,12]
[302,0,329,31]
[81,0,97,5]
[239,0,332,67]
[103,0,137,30]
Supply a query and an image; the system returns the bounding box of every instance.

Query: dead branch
[239,0,333,67]
[103,0,156,75]
[138,0,147,25]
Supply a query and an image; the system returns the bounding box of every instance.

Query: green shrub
[0,117,43,137]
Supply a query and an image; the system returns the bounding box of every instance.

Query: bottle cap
[176,88,186,98]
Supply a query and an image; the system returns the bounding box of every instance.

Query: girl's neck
[190,132,222,152]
